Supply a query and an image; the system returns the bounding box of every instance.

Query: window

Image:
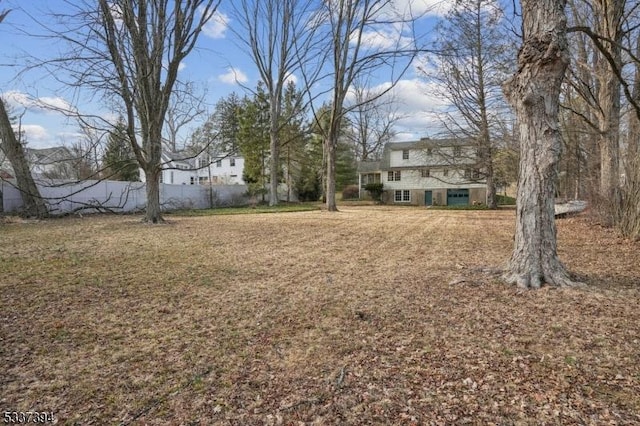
[198,157,209,168]
[453,146,462,157]
[402,149,409,160]
[465,169,481,179]
[395,190,410,202]
[421,168,430,178]
[387,170,401,181]
[362,173,381,187]
[190,176,195,185]
[170,171,174,184]
[427,148,433,156]
[443,168,449,177]
[230,158,236,167]
[216,159,222,167]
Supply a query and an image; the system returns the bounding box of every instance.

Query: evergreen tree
[279,81,312,201]
[190,92,242,154]
[237,85,270,201]
[102,118,139,181]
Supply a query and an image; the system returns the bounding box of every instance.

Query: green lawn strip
[429,204,490,210]
[168,204,320,216]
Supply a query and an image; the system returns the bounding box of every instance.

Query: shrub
[341,184,360,200]
[364,183,384,203]
[497,194,516,205]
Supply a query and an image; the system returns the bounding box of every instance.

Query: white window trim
[394,189,411,203]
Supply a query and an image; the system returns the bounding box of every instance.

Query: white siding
[201,156,245,185]
[390,147,477,168]
[384,169,486,191]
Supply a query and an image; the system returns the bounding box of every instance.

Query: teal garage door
[447,189,469,206]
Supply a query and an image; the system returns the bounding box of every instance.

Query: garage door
[447,189,469,206]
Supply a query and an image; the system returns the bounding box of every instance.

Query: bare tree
[563,0,640,236]
[502,0,580,288]
[164,81,208,152]
[345,78,400,161]
[593,0,624,202]
[311,0,420,211]
[424,0,515,209]
[0,97,48,217]
[0,6,47,218]
[43,0,220,223]
[230,0,319,206]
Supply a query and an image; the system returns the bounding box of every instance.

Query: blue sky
[0,0,456,149]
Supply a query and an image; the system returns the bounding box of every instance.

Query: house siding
[359,139,488,206]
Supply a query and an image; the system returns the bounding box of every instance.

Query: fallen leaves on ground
[0,207,638,425]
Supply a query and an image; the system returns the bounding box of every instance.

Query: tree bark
[502,0,579,288]
[594,0,623,201]
[0,99,48,218]
[142,165,162,223]
[485,167,497,209]
[325,134,338,211]
[269,124,280,207]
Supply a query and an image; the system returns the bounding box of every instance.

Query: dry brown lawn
[1,206,639,425]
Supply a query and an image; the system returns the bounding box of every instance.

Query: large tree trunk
[502,0,578,288]
[0,99,48,218]
[142,125,164,223]
[143,166,162,223]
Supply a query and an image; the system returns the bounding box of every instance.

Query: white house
[357,138,488,206]
[1,146,84,180]
[139,148,245,186]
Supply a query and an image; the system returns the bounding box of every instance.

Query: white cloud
[385,0,454,18]
[3,91,73,114]
[346,78,450,141]
[285,73,298,86]
[203,11,229,39]
[14,124,50,144]
[218,67,248,85]
[178,62,187,72]
[358,30,414,50]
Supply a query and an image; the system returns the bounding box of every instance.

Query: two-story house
[139,146,245,185]
[357,138,487,206]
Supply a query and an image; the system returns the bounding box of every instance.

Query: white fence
[0,179,249,215]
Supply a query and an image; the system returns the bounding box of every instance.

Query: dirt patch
[1,207,639,424]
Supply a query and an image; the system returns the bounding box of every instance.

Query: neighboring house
[1,146,83,180]
[139,146,245,186]
[357,138,487,206]
[27,146,76,179]
[195,153,245,185]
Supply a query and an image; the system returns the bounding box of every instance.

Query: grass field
[1,206,639,425]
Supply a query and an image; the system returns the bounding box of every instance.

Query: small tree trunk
[0,99,48,218]
[595,0,623,204]
[269,129,279,206]
[325,135,338,212]
[502,0,579,288]
[486,165,497,209]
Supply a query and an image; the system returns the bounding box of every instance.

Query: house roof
[27,146,73,165]
[357,137,474,173]
[357,160,381,173]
